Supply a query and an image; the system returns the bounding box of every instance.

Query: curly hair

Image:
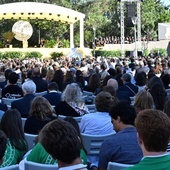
[95,91,115,112]
[61,83,83,103]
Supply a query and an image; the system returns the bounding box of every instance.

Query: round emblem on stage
[12,20,33,41]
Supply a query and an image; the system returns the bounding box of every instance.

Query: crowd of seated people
[0,54,170,169]
[93,35,158,47]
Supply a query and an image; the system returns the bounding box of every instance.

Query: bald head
[107,78,118,91]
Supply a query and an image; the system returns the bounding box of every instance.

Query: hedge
[24,51,42,58]
[50,52,64,60]
[3,51,22,59]
[151,48,168,57]
[93,50,122,57]
[0,51,42,60]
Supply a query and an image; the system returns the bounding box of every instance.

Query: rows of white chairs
[107,162,134,170]
[0,161,134,170]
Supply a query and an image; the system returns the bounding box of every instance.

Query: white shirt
[80,112,115,135]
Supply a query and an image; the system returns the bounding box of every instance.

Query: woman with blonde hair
[45,69,54,84]
[24,96,57,134]
[55,83,89,117]
[134,90,154,113]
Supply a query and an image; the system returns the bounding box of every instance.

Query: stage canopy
[0,2,85,48]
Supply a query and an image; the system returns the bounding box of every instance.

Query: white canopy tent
[158,23,170,40]
[0,2,85,48]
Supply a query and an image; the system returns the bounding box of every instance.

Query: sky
[161,0,170,6]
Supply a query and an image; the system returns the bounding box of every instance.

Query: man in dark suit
[32,67,48,92]
[118,73,138,99]
[43,82,61,106]
[11,80,36,118]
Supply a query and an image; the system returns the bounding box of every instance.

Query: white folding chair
[21,118,27,131]
[2,97,22,106]
[0,165,19,170]
[107,162,134,170]
[34,91,47,97]
[2,97,22,110]
[166,89,170,98]
[24,133,38,151]
[86,104,97,113]
[58,115,82,124]
[81,132,115,165]
[81,132,115,155]
[83,91,94,96]
[24,160,57,170]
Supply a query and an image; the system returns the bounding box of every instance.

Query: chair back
[86,104,96,113]
[81,132,115,155]
[34,91,47,96]
[24,160,57,170]
[2,97,22,107]
[83,91,96,104]
[21,118,27,130]
[107,162,134,170]
[166,89,170,98]
[0,165,19,170]
[24,133,38,151]
[58,115,82,124]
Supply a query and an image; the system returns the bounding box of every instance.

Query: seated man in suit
[2,72,23,98]
[39,119,87,170]
[0,130,7,165]
[125,109,170,170]
[32,67,48,92]
[43,82,61,106]
[98,101,142,170]
[11,80,36,118]
[118,73,138,100]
